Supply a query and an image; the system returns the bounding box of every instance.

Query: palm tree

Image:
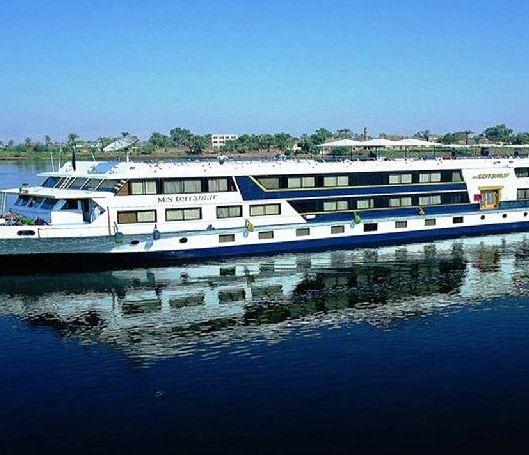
[67,133,79,148]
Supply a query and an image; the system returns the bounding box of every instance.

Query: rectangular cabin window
[130,180,157,195]
[515,168,529,178]
[518,189,529,200]
[219,234,235,243]
[331,225,345,234]
[162,179,202,194]
[130,181,143,195]
[166,208,202,221]
[145,180,157,194]
[117,210,157,224]
[287,176,316,189]
[395,220,407,229]
[323,200,348,211]
[208,178,228,192]
[363,223,378,232]
[217,205,242,218]
[356,199,374,210]
[257,177,280,190]
[389,197,412,208]
[453,216,464,224]
[323,175,350,187]
[425,218,436,226]
[389,174,412,185]
[250,203,281,216]
[419,172,442,183]
[452,171,463,182]
[258,231,274,240]
[419,195,442,206]
[296,227,310,236]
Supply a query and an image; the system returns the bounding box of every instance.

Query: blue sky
[1,0,529,141]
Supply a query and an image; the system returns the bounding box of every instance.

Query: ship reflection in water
[2,233,529,363]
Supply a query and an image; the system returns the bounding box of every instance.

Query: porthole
[179,237,188,244]
[17,230,35,236]
[130,240,140,245]
[480,215,485,220]
[525,212,528,217]
[502,214,507,219]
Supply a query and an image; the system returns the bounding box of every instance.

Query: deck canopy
[318,139,364,147]
[318,138,439,149]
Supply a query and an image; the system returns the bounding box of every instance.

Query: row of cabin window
[127,177,235,195]
[116,203,281,224]
[220,217,468,243]
[291,192,469,213]
[256,171,463,190]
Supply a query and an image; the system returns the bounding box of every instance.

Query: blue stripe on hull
[3,220,529,275]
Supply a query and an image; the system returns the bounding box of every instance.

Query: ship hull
[3,219,529,274]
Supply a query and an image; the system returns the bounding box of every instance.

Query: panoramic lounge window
[42,177,60,188]
[117,210,157,224]
[97,179,120,192]
[250,203,281,216]
[61,199,79,210]
[217,205,242,218]
[82,179,102,191]
[166,208,202,221]
[68,178,89,190]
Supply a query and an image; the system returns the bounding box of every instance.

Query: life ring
[245,219,254,232]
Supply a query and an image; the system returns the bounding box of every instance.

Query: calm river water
[2,161,529,453]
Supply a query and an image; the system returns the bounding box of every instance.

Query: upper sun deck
[38,156,529,180]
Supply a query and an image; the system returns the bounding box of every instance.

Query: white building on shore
[211,134,238,148]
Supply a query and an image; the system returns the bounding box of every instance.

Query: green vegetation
[2,123,529,161]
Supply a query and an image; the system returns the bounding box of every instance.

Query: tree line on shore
[2,124,529,156]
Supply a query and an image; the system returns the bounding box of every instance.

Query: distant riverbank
[0,146,514,162]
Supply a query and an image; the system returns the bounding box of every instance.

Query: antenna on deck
[103,135,139,162]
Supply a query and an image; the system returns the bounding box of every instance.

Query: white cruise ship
[2,155,529,272]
